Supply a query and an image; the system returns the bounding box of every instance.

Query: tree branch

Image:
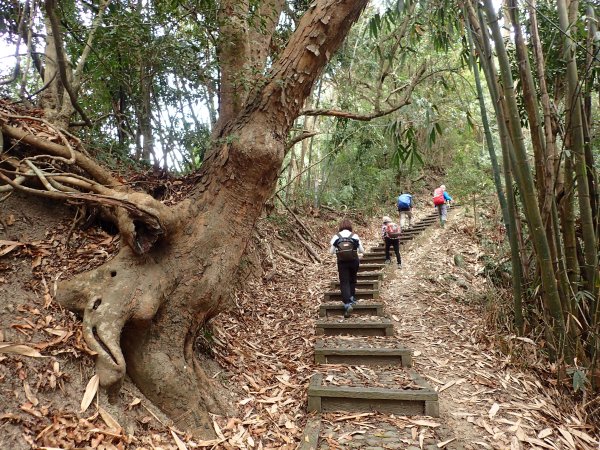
[285,131,319,150]
[301,63,426,121]
[72,0,111,90]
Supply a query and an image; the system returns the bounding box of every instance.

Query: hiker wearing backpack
[397,192,413,228]
[329,219,365,318]
[433,184,453,227]
[382,216,402,268]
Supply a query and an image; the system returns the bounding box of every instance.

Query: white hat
[440,184,446,190]
[382,216,392,223]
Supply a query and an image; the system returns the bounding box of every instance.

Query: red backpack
[385,222,402,239]
[433,187,445,206]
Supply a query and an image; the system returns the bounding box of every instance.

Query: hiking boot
[397,263,402,269]
[350,296,357,306]
[385,259,391,264]
[343,303,353,318]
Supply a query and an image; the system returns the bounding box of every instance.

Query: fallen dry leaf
[409,419,441,428]
[437,437,456,448]
[0,343,44,358]
[80,374,99,412]
[23,382,38,406]
[99,407,121,431]
[488,402,500,419]
[170,428,188,450]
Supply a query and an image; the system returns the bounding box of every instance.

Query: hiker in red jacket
[433,184,453,227]
[381,216,402,268]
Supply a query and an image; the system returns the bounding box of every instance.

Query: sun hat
[382,216,392,223]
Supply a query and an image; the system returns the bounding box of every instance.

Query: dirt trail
[377,207,598,450]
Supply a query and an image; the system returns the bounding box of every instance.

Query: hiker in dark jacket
[329,219,365,317]
[382,216,402,268]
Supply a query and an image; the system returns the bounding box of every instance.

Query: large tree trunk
[57,0,369,438]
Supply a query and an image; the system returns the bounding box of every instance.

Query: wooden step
[375,237,414,248]
[315,317,394,336]
[319,301,384,318]
[369,243,410,253]
[307,370,439,416]
[400,228,425,234]
[361,255,387,263]
[314,338,412,367]
[330,280,380,290]
[323,289,379,301]
[375,238,413,249]
[357,263,385,272]
[356,271,383,281]
[405,225,428,231]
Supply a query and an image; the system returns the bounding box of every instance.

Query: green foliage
[446,143,495,203]
[566,367,588,393]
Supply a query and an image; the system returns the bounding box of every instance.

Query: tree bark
[57,0,369,438]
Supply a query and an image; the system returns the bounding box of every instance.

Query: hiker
[397,191,413,228]
[329,219,365,318]
[381,216,402,268]
[433,184,453,227]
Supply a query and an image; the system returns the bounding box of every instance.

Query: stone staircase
[301,211,445,449]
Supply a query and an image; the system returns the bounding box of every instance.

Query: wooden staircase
[304,212,443,436]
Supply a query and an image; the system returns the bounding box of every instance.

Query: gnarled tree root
[58,247,229,438]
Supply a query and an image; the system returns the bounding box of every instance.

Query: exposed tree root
[0,117,180,253]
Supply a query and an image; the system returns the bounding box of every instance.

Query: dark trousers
[385,238,401,264]
[337,258,360,304]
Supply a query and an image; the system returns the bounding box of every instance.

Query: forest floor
[1,193,598,449]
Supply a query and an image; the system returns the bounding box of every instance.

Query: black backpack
[335,233,357,261]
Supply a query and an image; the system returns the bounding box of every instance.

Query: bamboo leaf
[170,428,188,450]
[99,407,121,431]
[80,374,99,412]
[0,343,44,358]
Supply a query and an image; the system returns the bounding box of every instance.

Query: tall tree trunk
[57,0,369,438]
[557,0,598,300]
[560,155,580,285]
[529,0,560,222]
[213,0,250,137]
[139,62,155,165]
[584,7,599,233]
[482,0,567,356]
[507,0,546,207]
[528,0,574,317]
[468,2,525,332]
[508,0,571,313]
[213,0,284,136]
[464,8,509,227]
[39,13,61,117]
